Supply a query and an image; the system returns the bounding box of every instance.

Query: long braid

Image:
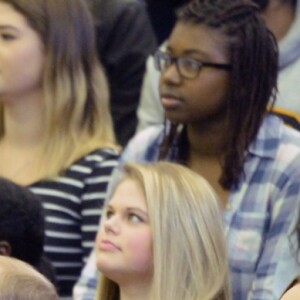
[175,0,278,189]
[159,122,180,159]
[219,1,277,188]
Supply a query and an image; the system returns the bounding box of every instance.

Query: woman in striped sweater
[0,0,119,297]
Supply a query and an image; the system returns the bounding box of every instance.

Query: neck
[187,120,229,158]
[1,93,44,148]
[261,0,295,41]
[119,279,151,300]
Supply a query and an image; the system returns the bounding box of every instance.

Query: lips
[160,93,184,110]
[99,240,120,252]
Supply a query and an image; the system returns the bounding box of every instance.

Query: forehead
[0,2,29,28]
[167,22,229,61]
[109,179,147,210]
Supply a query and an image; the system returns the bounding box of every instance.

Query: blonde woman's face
[0,2,45,102]
[96,179,153,284]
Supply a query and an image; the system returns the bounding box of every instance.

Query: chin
[96,256,122,278]
[165,113,185,124]
[96,253,111,272]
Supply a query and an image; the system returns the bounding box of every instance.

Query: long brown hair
[0,0,117,177]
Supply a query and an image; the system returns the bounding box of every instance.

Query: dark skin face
[159,22,231,132]
[159,22,233,203]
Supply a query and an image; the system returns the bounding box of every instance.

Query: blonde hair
[0,0,117,178]
[97,162,231,300]
[0,256,58,300]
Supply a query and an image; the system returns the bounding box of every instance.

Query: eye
[105,209,114,219]
[160,52,173,69]
[180,57,201,72]
[128,213,143,223]
[0,33,16,41]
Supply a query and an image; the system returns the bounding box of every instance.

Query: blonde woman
[95,162,231,300]
[0,256,58,300]
[0,0,119,297]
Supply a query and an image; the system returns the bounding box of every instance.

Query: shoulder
[275,118,300,170]
[253,115,300,161]
[88,148,120,160]
[79,148,120,166]
[122,125,164,163]
[126,125,164,151]
[71,149,120,188]
[67,149,120,176]
[247,115,300,189]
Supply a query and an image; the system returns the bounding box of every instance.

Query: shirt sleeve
[74,152,119,300]
[73,159,125,299]
[248,180,300,300]
[80,153,119,261]
[73,249,99,300]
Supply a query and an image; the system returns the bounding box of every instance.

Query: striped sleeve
[30,149,120,297]
[80,151,119,262]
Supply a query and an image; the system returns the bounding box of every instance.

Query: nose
[103,215,120,234]
[161,62,182,86]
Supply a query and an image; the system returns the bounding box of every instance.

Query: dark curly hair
[0,178,44,265]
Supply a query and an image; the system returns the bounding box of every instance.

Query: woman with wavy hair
[0,0,119,297]
[95,162,231,300]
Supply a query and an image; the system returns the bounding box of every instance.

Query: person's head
[96,162,231,300]
[0,177,56,284]
[252,0,297,11]
[252,0,297,41]
[0,177,44,266]
[0,0,116,177]
[155,0,278,189]
[0,256,58,300]
[252,0,270,10]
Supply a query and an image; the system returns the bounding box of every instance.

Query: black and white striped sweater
[29,148,119,298]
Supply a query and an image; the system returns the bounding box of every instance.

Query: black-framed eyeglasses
[153,49,231,79]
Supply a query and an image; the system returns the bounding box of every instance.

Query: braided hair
[160,0,278,189]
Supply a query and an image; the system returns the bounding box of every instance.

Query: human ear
[0,241,12,256]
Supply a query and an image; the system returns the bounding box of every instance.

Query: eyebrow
[128,207,148,219]
[0,25,20,32]
[107,204,148,218]
[166,45,210,58]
